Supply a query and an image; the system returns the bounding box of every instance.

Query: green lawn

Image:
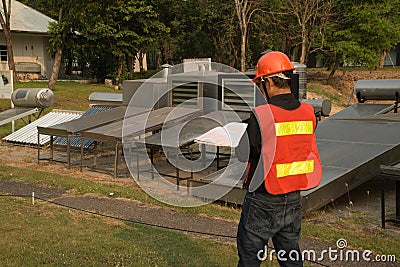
[0,164,242,222]
[0,197,238,267]
[1,163,399,262]
[307,82,349,107]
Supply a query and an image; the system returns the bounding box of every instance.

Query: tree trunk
[159,41,167,64]
[138,51,145,78]
[126,55,134,79]
[48,7,64,90]
[300,27,307,64]
[379,50,386,68]
[328,57,338,81]
[3,27,18,82]
[48,47,63,90]
[115,58,123,88]
[240,31,246,72]
[0,0,18,82]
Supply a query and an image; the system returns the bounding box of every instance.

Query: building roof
[0,0,56,34]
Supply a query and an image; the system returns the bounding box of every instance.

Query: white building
[0,0,55,79]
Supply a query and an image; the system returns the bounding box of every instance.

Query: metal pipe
[67,136,71,169]
[114,141,119,178]
[50,135,53,160]
[93,141,97,168]
[381,174,386,228]
[80,138,84,172]
[37,132,40,164]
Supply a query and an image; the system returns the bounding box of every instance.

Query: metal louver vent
[222,79,255,111]
[171,81,199,107]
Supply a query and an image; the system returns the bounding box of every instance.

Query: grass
[0,196,238,267]
[307,82,349,107]
[302,220,400,259]
[0,164,242,222]
[1,163,399,262]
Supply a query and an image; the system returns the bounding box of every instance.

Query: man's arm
[235,114,261,162]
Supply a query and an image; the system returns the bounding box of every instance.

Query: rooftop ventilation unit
[168,71,219,113]
[171,81,199,107]
[220,75,256,112]
[168,70,266,116]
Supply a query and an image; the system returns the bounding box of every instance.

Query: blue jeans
[237,190,302,267]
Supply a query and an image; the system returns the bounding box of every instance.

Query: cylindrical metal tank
[11,88,55,108]
[301,99,332,117]
[354,79,400,102]
[293,62,307,99]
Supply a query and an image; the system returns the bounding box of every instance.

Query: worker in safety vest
[235,51,322,267]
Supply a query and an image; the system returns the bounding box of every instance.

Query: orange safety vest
[253,102,322,194]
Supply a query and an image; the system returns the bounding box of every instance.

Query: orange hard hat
[252,51,295,82]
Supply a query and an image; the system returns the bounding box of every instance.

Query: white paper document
[194,122,247,147]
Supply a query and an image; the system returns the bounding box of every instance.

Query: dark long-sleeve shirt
[236,93,302,192]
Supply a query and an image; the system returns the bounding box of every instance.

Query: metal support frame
[189,146,229,171]
[37,131,82,170]
[37,132,40,164]
[37,133,55,164]
[67,136,71,169]
[114,141,120,178]
[80,137,84,172]
[93,141,98,168]
[136,144,193,190]
[50,136,54,160]
[381,166,400,228]
[78,139,121,179]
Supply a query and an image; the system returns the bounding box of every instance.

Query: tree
[47,9,64,90]
[234,0,260,71]
[30,0,81,90]
[0,0,18,82]
[201,0,240,67]
[78,0,167,83]
[324,0,400,78]
[287,0,335,64]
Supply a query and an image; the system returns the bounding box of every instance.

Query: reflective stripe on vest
[275,121,314,136]
[276,159,314,178]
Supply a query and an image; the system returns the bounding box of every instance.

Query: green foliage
[325,0,400,68]
[17,0,400,78]
[76,0,168,81]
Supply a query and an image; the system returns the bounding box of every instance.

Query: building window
[0,45,7,62]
